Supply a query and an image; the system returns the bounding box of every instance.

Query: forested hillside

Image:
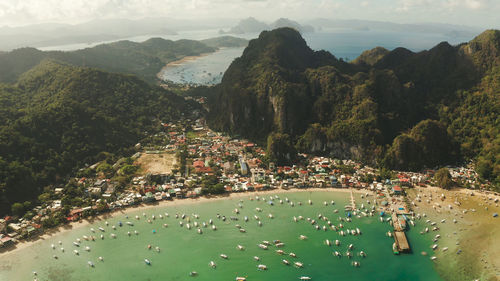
[0,36,247,84]
[0,60,191,215]
[208,28,500,188]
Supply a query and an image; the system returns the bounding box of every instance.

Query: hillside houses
[2,117,491,250]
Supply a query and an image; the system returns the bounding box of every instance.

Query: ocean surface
[38,28,475,86]
[0,191,443,281]
[159,47,245,85]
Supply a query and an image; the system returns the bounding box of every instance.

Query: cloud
[0,0,498,28]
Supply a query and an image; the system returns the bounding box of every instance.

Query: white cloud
[0,0,497,27]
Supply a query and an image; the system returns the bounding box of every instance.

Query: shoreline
[407,186,500,281]
[0,187,367,257]
[156,50,217,80]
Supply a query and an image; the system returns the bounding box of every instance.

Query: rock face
[208,28,500,169]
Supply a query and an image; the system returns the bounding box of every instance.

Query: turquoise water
[0,191,443,281]
[160,47,244,85]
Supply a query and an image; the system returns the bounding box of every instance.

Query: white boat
[212,225,217,230]
[98,227,105,232]
[325,239,331,246]
[145,259,151,265]
[258,244,268,250]
[220,254,228,259]
[88,261,94,267]
[334,251,341,257]
[60,247,64,252]
[268,214,274,219]
[100,235,104,239]
[53,255,58,259]
[51,244,55,249]
[236,277,246,281]
[127,231,131,236]
[85,246,90,251]
[352,261,360,267]
[346,251,353,258]
[239,228,246,233]
[198,228,203,234]
[335,240,340,246]
[111,233,116,238]
[127,221,134,226]
[253,256,260,261]
[209,261,216,268]
[276,249,285,255]
[90,228,95,233]
[430,256,437,261]
[294,262,304,268]
[282,259,290,265]
[179,221,183,227]
[275,242,285,247]
[432,244,438,250]
[98,256,103,261]
[299,235,307,240]
[73,242,80,247]
[299,277,312,280]
[73,250,79,255]
[442,247,448,251]
[308,199,312,205]
[244,216,249,222]
[258,221,263,227]
[112,225,116,230]
[289,252,297,257]
[237,245,245,251]
[257,264,267,270]
[156,247,160,252]
[359,251,366,257]
[356,228,361,234]
[186,223,191,230]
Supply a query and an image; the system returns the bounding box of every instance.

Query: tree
[476,159,493,180]
[120,165,138,175]
[38,192,52,203]
[434,168,453,189]
[97,163,113,177]
[11,202,25,216]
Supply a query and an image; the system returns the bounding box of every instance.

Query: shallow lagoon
[0,191,442,281]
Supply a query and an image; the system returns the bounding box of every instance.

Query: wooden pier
[393,231,410,253]
[350,189,356,210]
[391,213,411,253]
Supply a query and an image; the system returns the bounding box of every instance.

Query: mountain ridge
[207,28,500,187]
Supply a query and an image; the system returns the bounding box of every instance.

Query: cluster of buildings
[1,118,491,249]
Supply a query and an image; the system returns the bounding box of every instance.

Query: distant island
[220,17,315,35]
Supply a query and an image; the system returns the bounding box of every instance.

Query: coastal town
[1,114,498,252]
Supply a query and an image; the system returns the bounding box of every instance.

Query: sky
[0,0,499,28]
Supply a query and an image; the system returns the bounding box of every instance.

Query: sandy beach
[156,52,214,80]
[406,186,500,281]
[0,187,367,257]
[3,185,498,281]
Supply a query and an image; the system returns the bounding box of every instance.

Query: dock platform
[393,231,410,253]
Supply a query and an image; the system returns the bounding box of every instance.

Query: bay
[0,191,442,281]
